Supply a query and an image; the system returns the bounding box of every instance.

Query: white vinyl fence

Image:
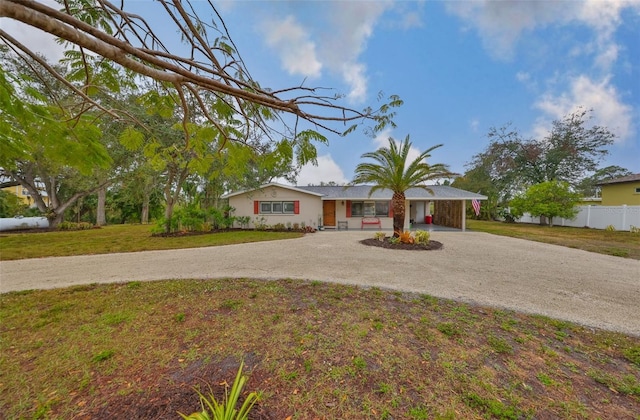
[516,205,640,231]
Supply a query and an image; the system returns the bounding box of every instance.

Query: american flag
[472,199,481,216]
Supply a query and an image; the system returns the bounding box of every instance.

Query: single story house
[596,173,640,206]
[222,183,487,231]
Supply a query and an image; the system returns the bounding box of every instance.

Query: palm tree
[352,135,455,235]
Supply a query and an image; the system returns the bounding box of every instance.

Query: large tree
[0,0,401,148]
[462,108,616,215]
[352,136,455,235]
[509,180,582,227]
[0,51,113,227]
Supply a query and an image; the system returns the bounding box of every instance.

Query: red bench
[361,217,381,229]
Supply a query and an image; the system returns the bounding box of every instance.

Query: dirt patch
[360,238,444,251]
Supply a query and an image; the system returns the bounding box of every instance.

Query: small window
[635,187,640,194]
[364,202,376,216]
[375,201,389,216]
[283,201,295,213]
[272,202,283,213]
[351,202,364,217]
[260,202,272,213]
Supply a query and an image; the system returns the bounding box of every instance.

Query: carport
[405,186,486,231]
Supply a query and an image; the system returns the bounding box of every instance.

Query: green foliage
[179,361,259,420]
[463,392,521,420]
[623,346,640,367]
[373,232,386,241]
[463,109,616,211]
[57,221,94,231]
[414,230,430,244]
[509,181,581,226]
[0,190,28,217]
[92,350,115,363]
[605,224,616,232]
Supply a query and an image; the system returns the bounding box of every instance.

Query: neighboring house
[1,184,49,207]
[596,173,640,206]
[222,183,487,231]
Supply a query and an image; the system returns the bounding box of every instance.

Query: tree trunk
[96,186,106,226]
[392,192,405,236]
[141,193,150,224]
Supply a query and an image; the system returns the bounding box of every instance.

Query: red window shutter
[346,200,351,217]
[388,201,393,218]
[254,201,259,214]
[294,201,300,214]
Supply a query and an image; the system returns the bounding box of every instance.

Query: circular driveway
[1,231,639,336]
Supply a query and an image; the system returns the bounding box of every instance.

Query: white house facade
[223,183,487,231]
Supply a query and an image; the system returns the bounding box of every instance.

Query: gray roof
[596,173,640,185]
[298,185,487,201]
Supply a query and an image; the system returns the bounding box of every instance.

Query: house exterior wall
[601,182,640,206]
[326,200,392,230]
[1,185,49,207]
[228,185,323,229]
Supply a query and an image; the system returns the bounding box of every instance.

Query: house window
[350,201,389,217]
[635,187,640,194]
[259,201,296,214]
[283,202,295,213]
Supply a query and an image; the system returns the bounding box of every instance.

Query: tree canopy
[0,0,401,146]
[461,108,616,213]
[509,181,582,227]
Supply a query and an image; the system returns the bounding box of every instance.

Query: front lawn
[0,224,303,260]
[467,220,640,259]
[1,279,639,419]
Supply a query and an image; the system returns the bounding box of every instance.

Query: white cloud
[320,1,392,103]
[446,0,640,65]
[533,75,634,143]
[263,15,322,78]
[341,62,368,103]
[294,155,349,186]
[469,118,480,133]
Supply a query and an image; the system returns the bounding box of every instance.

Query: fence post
[622,205,627,230]
[586,205,591,228]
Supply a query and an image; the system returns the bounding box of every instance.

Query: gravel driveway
[1,231,639,336]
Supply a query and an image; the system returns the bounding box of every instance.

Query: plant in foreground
[179,361,259,420]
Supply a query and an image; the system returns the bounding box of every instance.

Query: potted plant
[318,215,324,231]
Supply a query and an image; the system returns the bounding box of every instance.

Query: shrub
[254,217,268,230]
[398,230,414,244]
[605,225,616,232]
[630,225,639,234]
[179,361,259,420]
[373,232,386,241]
[273,223,286,231]
[414,230,430,244]
[236,216,250,229]
[58,221,94,231]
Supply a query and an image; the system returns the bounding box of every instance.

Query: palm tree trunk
[392,192,405,235]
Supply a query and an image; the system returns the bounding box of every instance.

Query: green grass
[467,220,640,259]
[0,224,303,260]
[2,279,638,419]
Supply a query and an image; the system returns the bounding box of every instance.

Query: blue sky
[5,1,639,185]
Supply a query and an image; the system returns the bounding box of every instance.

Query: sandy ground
[1,231,639,336]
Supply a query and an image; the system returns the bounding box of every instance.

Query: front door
[323,200,336,227]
